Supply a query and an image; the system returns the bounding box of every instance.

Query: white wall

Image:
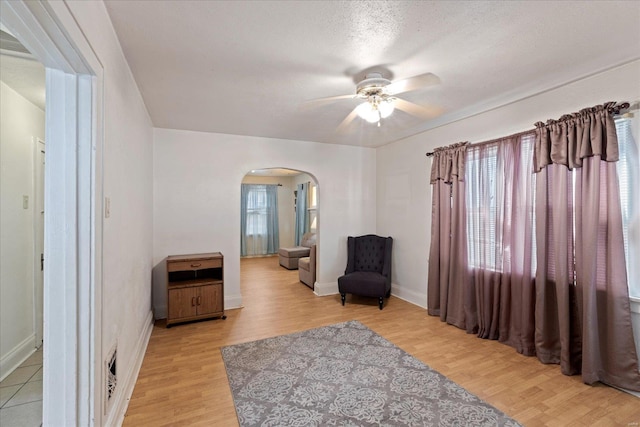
[60,2,155,424]
[293,172,315,188]
[241,175,295,249]
[153,129,377,317]
[377,60,640,308]
[0,80,44,379]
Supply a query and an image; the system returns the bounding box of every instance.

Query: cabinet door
[197,284,223,315]
[168,287,198,320]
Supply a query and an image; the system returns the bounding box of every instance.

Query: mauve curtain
[427,142,471,330]
[466,134,537,355]
[534,102,640,390]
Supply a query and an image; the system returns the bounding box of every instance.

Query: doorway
[34,138,45,347]
[1,2,104,425]
[0,28,46,423]
[240,168,319,289]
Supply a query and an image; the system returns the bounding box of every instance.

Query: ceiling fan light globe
[365,113,380,123]
[356,101,372,118]
[378,100,395,118]
[363,108,380,123]
[356,102,380,123]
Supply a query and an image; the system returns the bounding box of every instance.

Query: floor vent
[106,346,117,410]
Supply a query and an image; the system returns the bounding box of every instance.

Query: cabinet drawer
[167,257,222,272]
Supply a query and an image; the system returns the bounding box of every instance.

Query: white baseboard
[0,334,36,382]
[225,294,243,310]
[390,284,427,309]
[104,310,154,427]
[314,281,338,296]
[312,281,426,310]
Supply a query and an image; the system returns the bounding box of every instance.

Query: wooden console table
[166,252,225,327]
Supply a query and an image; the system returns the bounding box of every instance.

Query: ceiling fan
[305,71,442,133]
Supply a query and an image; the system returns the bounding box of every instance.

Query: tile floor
[0,348,42,427]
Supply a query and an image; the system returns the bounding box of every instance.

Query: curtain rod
[242,183,283,186]
[425,101,630,157]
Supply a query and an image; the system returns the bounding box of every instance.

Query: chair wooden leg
[341,293,346,306]
[379,297,383,310]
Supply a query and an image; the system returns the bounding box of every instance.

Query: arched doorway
[239,168,319,292]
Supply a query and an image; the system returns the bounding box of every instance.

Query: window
[616,118,639,296]
[466,144,499,270]
[466,135,536,272]
[308,182,318,231]
[246,185,268,236]
[464,121,636,296]
[241,183,279,256]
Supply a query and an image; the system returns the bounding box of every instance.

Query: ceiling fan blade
[386,73,440,96]
[393,98,443,120]
[336,106,360,134]
[301,94,355,110]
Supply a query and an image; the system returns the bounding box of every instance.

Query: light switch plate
[23,195,29,209]
[105,197,110,218]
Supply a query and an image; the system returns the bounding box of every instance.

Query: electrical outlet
[105,197,110,218]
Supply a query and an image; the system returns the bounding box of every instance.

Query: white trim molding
[314,281,338,296]
[225,294,243,310]
[0,335,36,382]
[389,283,427,309]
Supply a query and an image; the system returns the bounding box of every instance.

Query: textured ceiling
[0,54,45,110]
[0,29,45,110]
[104,1,640,147]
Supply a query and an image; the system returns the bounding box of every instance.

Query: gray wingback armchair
[338,234,393,310]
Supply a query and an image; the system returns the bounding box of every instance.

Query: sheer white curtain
[241,184,279,256]
[465,133,537,353]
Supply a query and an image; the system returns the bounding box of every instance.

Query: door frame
[33,137,45,347]
[1,1,104,425]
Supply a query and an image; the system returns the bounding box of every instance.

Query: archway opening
[239,168,319,295]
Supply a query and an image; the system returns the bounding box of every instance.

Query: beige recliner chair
[278,232,316,269]
[298,245,316,289]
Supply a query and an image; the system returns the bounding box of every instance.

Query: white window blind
[466,145,499,270]
[616,118,639,296]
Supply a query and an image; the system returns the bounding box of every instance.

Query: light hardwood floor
[124,256,640,426]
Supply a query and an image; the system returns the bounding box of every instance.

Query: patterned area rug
[221,320,521,426]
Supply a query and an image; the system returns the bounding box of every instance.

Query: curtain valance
[533,101,627,172]
[429,142,469,184]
